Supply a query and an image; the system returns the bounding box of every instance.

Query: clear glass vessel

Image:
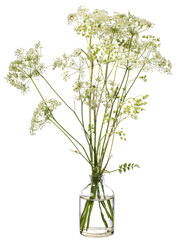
[79,175,114,237]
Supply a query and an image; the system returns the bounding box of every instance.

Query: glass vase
[79,175,114,237]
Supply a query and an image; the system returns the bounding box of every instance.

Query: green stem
[29,76,91,163]
[94,107,97,167]
[81,183,98,232]
[124,63,146,99]
[50,114,90,161]
[101,132,115,174]
[49,118,90,164]
[80,201,90,231]
[104,169,119,173]
[89,48,94,164]
[99,202,108,228]
[107,199,114,220]
[38,71,87,131]
[96,59,111,159]
[100,64,146,167]
[29,76,45,101]
[100,182,113,221]
[81,101,94,164]
[86,200,94,230]
[99,67,128,165]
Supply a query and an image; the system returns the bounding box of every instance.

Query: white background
[0,0,184,239]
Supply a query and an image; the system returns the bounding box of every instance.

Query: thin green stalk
[100,182,113,221]
[111,62,119,93]
[124,63,146,99]
[96,65,106,116]
[97,187,108,228]
[98,33,139,164]
[84,184,97,231]
[104,169,119,173]
[80,100,92,146]
[37,71,86,130]
[100,201,112,221]
[122,69,130,97]
[96,52,110,113]
[81,101,94,164]
[96,59,112,157]
[29,75,91,163]
[107,199,114,220]
[38,70,96,163]
[80,201,90,231]
[50,115,91,163]
[86,200,94,230]
[104,62,109,95]
[89,57,94,164]
[107,62,116,80]
[98,67,128,165]
[80,196,90,224]
[98,202,108,228]
[96,107,108,154]
[29,76,45,101]
[100,64,146,166]
[112,64,146,132]
[35,72,92,160]
[93,64,102,124]
[49,118,90,164]
[98,182,113,222]
[93,107,97,167]
[101,132,115,174]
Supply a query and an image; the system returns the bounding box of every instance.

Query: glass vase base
[80,227,114,238]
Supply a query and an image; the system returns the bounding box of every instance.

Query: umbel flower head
[30,99,61,135]
[67,6,171,73]
[53,6,171,111]
[5,42,45,94]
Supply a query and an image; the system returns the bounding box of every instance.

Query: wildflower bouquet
[6,6,171,237]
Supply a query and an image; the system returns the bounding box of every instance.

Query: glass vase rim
[89,174,104,179]
[89,173,104,176]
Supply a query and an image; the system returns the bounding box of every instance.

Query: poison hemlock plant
[5,6,171,237]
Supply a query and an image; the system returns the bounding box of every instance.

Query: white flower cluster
[5,42,45,94]
[30,99,61,135]
[67,6,171,73]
